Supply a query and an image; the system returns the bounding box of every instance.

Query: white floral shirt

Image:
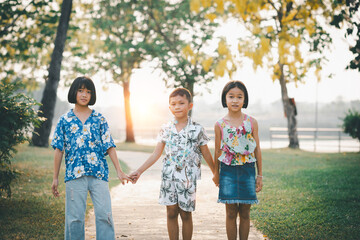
[157,118,209,182]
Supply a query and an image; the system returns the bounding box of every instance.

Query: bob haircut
[68,76,96,105]
[169,88,192,103]
[221,80,249,108]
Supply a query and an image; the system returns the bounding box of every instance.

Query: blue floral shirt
[51,109,116,182]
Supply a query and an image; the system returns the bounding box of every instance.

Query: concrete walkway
[85,151,265,240]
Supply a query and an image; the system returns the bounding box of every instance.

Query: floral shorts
[159,178,197,212]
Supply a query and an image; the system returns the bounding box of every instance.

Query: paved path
[85,151,265,240]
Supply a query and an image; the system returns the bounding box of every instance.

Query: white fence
[111,127,359,153]
[269,127,360,152]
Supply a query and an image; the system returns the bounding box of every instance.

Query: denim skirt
[218,162,258,204]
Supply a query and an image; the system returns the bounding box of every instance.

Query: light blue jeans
[65,176,115,240]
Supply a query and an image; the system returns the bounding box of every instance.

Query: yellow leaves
[200,0,212,8]
[202,57,213,72]
[214,59,227,77]
[315,68,321,81]
[218,40,229,56]
[260,37,271,53]
[288,62,297,78]
[205,13,217,22]
[215,0,224,14]
[252,24,261,35]
[266,26,274,34]
[182,45,194,58]
[252,50,263,70]
[282,9,298,23]
[272,63,281,81]
[278,39,290,64]
[290,35,301,46]
[190,0,201,13]
[294,48,303,64]
[305,18,316,36]
[7,46,15,56]
[234,0,246,14]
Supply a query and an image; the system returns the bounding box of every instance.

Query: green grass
[115,141,155,153]
[251,148,360,240]
[0,144,129,240]
[1,143,359,239]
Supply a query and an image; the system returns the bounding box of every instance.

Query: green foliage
[147,0,221,94]
[0,80,44,197]
[330,1,360,71]
[0,0,59,86]
[342,109,360,142]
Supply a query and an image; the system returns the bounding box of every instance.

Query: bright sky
[56,22,360,122]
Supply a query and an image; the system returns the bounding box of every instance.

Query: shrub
[342,109,360,142]
[0,79,44,197]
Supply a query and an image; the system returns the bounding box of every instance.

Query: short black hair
[169,88,192,103]
[221,80,248,108]
[68,76,96,105]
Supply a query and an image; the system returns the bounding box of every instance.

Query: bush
[342,109,360,142]
[0,79,44,197]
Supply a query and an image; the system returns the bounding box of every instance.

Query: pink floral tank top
[216,114,257,165]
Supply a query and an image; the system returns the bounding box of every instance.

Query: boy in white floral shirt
[130,88,216,240]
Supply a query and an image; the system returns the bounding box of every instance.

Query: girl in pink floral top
[213,80,263,240]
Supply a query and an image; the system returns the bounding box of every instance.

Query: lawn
[252,148,360,240]
[0,144,359,239]
[0,144,129,240]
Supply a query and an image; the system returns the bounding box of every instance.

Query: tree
[191,0,336,148]
[32,0,73,147]
[0,80,44,197]
[342,109,360,142]
[0,0,58,87]
[147,0,233,101]
[330,0,360,71]
[82,0,156,142]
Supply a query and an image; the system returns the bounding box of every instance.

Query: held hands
[117,171,133,185]
[129,170,142,184]
[212,173,219,187]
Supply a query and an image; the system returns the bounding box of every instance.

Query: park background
[1,1,360,239]
[32,20,360,152]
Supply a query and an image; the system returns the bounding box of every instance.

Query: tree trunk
[31,0,73,147]
[185,80,194,117]
[279,63,299,149]
[123,80,135,142]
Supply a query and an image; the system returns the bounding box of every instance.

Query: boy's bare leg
[179,208,193,240]
[167,205,179,240]
[226,204,238,240]
[239,204,251,240]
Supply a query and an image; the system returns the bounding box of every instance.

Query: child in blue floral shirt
[51,76,131,240]
[130,88,216,240]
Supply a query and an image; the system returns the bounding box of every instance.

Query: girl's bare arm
[252,118,263,192]
[107,147,132,184]
[213,123,222,186]
[200,145,215,174]
[52,148,63,197]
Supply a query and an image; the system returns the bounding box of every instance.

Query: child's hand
[51,179,60,197]
[256,176,263,192]
[212,173,219,187]
[129,171,141,184]
[117,171,132,185]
